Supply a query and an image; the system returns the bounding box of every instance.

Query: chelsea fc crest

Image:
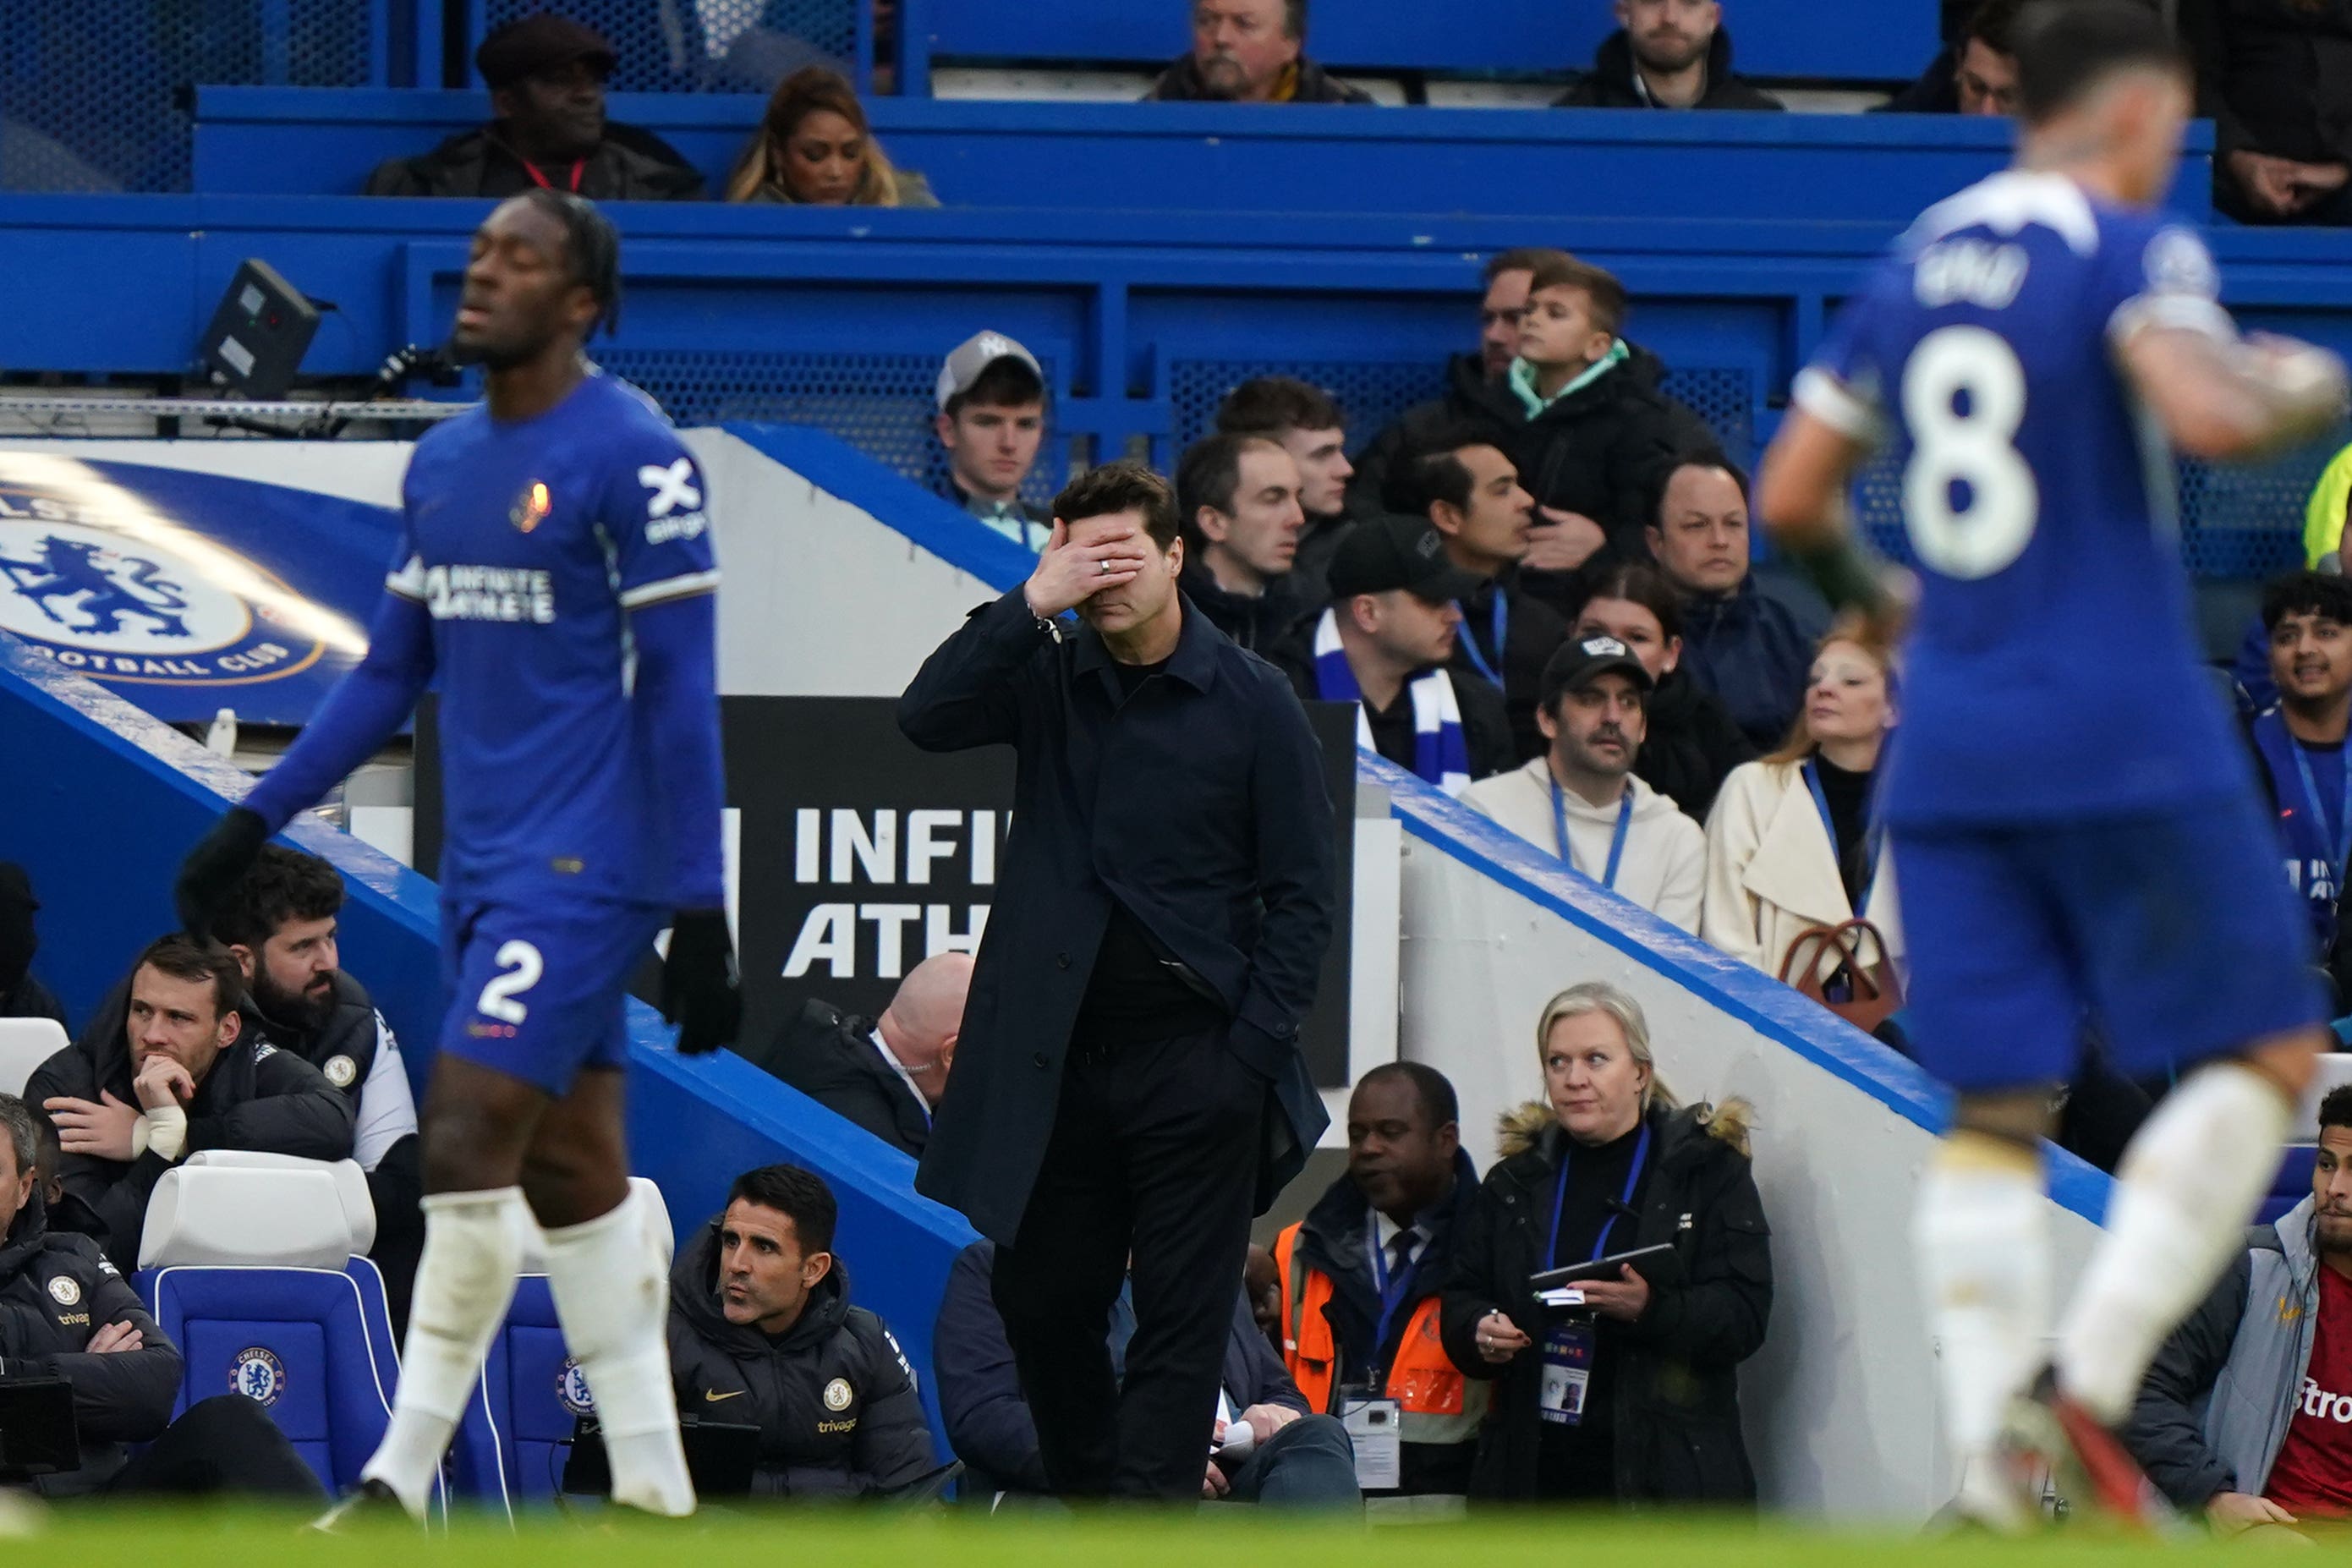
[46,1275,79,1307]
[323,1055,358,1088]
[0,479,329,688]
[232,1346,287,1406]
[556,1357,597,1417]
[822,1378,853,1412]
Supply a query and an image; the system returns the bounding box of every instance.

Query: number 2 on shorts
[476,940,545,1024]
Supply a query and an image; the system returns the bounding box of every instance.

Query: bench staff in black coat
[898,459,1338,1502]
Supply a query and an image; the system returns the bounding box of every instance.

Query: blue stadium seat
[138,1258,415,1499]
[458,1276,578,1504]
[2258,1145,2320,1227]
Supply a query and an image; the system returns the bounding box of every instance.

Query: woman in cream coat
[1702,622,1902,981]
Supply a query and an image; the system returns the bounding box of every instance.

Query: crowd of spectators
[341,1,2347,228]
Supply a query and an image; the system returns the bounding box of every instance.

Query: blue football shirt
[389,372,721,905]
[1796,169,2251,827]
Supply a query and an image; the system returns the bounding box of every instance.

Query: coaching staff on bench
[898,458,1337,1501]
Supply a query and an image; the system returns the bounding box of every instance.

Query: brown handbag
[1777,918,1904,1033]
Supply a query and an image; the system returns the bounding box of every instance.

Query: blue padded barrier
[139,1260,407,1495]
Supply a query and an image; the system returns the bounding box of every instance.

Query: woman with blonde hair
[1439,982,1770,1504]
[725,67,938,206]
[1701,616,1903,979]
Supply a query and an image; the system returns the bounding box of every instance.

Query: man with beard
[1555,0,1785,111]
[1146,0,1372,105]
[2126,1085,2352,1532]
[2251,573,2352,968]
[208,845,424,1323]
[364,14,703,200]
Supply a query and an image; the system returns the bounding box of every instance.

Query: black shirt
[1534,1120,1653,1501]
[1812,754,1876,908]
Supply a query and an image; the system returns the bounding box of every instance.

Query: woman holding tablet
[1439,982,1773,1505]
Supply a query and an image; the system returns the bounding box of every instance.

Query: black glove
[661,909,741,1056]
[174,807,271,938]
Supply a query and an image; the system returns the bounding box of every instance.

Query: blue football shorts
[1894,792,2325,1094]
[437,897,666,1094]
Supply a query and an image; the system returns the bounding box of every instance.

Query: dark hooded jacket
[1287,1146,1483,1495]
[0,1190,184,1497]
[664,1219,935,1499]
[1179,563,1311,656]
[1145,53,1374,105]
[1554,28,1785,111]
[1450,568,1573,763]
[1439,1099,1770,1505]
[24,979,354,1273]
[1676,577,1830,754]
[765,1004,930,1160]
[363,120,705,200]
[1636,669,1759,824]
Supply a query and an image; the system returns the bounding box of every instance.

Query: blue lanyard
[1802,758,1880,916]
[1453,593,1507,688]
[1545,1121,1653,1271]
[2289,738,2352,883]
[1551,776,1634,891]
[1367,1213,1420,1352]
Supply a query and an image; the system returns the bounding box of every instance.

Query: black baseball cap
[1540,634,1653,707]
[1326,515,1488,602]
[477,14,617,89]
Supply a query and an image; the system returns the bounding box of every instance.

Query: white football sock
[542,1185,695,1517]
[1916,1132,2050,1477]
[2057,1061,2294,1425]
[362,1187,533,1516]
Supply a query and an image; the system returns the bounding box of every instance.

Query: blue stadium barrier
[0,633,976,1466]
[897,0,1940,94]
[5,165,2339,580]
[192,89,2042,221]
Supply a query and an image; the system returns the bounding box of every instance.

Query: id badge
[1538,1322,1596,1427]
[1340,1396,1402,1491]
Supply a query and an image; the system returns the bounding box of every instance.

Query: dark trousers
[992,1025,1263,1501]
[1218,1414,1360,1508]
[107,1395,326,1499]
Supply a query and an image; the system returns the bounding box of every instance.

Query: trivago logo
[0,485,326,686]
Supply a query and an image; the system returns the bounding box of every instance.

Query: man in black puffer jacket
[666,1164,935,1499]
[0,1094,318,1500]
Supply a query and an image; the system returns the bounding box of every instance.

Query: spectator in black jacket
[666,1165,935,1499]
[0,863,65,1031]
[1441,982,1769,1505]
[1147,0,1373,104]
[935,1239,1358,1505]
[208,846,422,1323]
[1177,432,1308,652]
[1647,453,1828,752]
[0,1094,319,1500]
[2124,1087,2352,1532]
[1385,426,1571,760]
[771,955,970,1158]
[1217,377,1360,608]
[27,935,354,1273]
[364,14,704,200]
[1350,248,1566,521]
[1881,0,2025,116]
[2184,0,2352,226]
[1555,1,1785,111]
[1569,562,1756,822]
[1501,255,1715,620]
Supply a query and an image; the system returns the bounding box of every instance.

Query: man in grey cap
[935,331,1052,551]
[1460,636,1705,931]
[365,14,703,200]
[1272,516,1514,793]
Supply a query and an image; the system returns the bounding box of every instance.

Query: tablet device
[1530,1242,1686,1292]
[0,1375,80,1477]
[562,1415,761,1498]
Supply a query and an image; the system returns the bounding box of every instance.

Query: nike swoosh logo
[704,1389,746,1403]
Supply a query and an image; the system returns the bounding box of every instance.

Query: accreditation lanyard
[1552,777,1634,891]
[1367,1214,1419,1353]
[1452,593,1507,688]
[522,157,587,193]
[2290,739,2352,883]
[1802,758,1881,916]
[1544,1122,1653,1271]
